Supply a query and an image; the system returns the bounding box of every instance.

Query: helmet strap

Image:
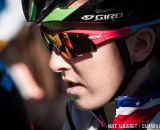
[111,37,154,100]
[111,38,135,100]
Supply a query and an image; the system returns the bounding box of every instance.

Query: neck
[122,60,156,96]
[103,59,159,123]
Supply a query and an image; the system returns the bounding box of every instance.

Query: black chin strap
[112,38,154,99]
[112,38,135,99]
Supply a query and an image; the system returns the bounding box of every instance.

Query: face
[49,40,125,110]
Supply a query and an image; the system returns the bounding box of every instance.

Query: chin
[74,99,104,111]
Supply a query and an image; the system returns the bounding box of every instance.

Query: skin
[49,28,155,110]
[49,40,125,110]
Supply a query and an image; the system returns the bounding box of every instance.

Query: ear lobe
[126,28,155,63]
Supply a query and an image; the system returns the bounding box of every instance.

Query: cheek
[85,43,124,93]
[85,61,124,100]
[74,44,125,109]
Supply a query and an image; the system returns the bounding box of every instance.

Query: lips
[63,79,84,95]
[66,81,82,88]
[62,77,82,87]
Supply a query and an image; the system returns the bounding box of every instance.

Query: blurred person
[0,1,31,130]
[22,0,160,130]
[0,23,64,100]
[0,0,67,129]
[0,0,43,101]
[0,23,67,130]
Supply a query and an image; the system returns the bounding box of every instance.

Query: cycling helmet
[22,0,160,29]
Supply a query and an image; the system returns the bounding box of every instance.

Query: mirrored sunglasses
[41,28,131,59]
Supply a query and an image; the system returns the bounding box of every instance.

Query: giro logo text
[81,13,123,21]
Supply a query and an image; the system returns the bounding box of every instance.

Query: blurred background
[0,0,67,130]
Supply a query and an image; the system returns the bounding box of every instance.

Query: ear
[126,28,155,63]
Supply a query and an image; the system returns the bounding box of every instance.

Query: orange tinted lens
[42,32,97,59]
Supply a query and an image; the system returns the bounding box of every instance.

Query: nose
[49,51,71,73]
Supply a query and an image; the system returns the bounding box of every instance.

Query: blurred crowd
[0,0,67,130]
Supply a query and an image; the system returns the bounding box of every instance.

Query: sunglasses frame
[40,19,160,59]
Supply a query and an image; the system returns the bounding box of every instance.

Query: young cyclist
[21,0,160,129]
